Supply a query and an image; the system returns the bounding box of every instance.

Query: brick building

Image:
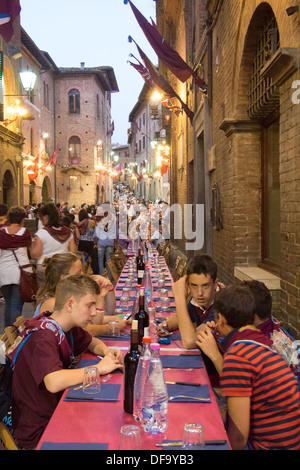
[128,83,171,202]
[156,0,300,336]
[55,64,118,206]
[0,15,118,209]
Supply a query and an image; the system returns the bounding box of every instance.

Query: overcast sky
[20,0,158,145]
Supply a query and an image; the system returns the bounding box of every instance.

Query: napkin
[160,354,203,369]
[64,383,121,402]
[160,440,230,450]
[153,285,173,291]
[40,442,109,450]
[167,383,210,402]
[155,306,177,312]
[170,332,181,340]
[115,295,136,301]
[97,334,130,341]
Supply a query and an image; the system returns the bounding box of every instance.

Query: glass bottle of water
[142,267,152,301]
[133,336,152,423]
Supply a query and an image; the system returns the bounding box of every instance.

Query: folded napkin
[153,285,173,291]
[167,383,210,403]
[160,354,203,369]
[160,440,230,450]
[40,442,109,450]
[155,306,176,312]
[77,358,98,368]
[170,332,181,340]
[64,383,121,402]
[97,334,130,341]
[115,295,136,301]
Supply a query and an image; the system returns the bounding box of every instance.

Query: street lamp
[19,69,37,93]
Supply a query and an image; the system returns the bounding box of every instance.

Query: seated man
[241,280,300,377]
[11,274,124,449]
[158,255,219,350]
[196,285,300,450]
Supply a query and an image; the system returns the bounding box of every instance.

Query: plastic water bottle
[133,336,152,422]
[142,267,152,301]
[141,343,168,434]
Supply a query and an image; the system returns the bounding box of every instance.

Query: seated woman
[34,252,130,336]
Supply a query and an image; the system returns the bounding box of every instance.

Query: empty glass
[82,366,101,395]
[124,278,132,287]
[107,321,120,337]
[119,425,141,450]
[182,423,205,449]
[161,297,170,311]
[119,296,129,309]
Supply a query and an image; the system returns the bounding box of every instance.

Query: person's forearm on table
[174,296,198,349]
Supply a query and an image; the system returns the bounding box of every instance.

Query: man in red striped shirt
[196,285,300,450]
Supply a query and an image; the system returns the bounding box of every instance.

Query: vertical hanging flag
[130,40,194,125]
[49,145,59,166]
[125,0,207,93]
[107,120,115,136]
[0,0,21,43]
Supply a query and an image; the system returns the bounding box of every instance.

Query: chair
[0,333,19,450]
[172,256,183,281]
[0,422,19,450]
[163,246,170,265]
[107,259,120,283]
[4,316,25,347]
[110,253,125,273]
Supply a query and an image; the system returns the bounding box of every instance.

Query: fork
[169,395,210,401]
[163,368,194,371]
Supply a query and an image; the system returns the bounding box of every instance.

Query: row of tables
[36,246,230,451]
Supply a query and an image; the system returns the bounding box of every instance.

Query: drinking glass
[160,297,170,311]
[119,425,141,450]
[108,321,120,337]
[122,287,131,297]
[158,278,165,288]
[124,278,132,287]
[182,423,205,449]
[120,296,129,309]
[160,288,169,298]
[115,307,123,317]
[82,366,101,395]
[148,306,156,319]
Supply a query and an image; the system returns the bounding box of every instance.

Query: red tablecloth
[36,251,229,450]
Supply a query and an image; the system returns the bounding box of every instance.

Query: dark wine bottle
[136,249,145,285]
[124,320,140,414]
[134,287,149,346]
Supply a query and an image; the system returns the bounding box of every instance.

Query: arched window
[68,89,80,114]
[69,136,81,162]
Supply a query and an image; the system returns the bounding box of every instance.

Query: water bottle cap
[142,336,151,343]
[150,343,160,350]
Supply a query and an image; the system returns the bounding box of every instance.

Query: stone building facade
[156,0,300,336]
[0,16,118,209]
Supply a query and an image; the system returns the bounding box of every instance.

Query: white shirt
[0,227,32,286]
[35,227,73,265]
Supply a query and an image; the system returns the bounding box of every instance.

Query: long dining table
[36,247,230,451]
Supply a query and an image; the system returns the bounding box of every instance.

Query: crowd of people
[1,185,300,450]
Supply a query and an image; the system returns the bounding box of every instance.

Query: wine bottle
[124,320,140,414]
[137,249,145,285]
[135,287,149,345]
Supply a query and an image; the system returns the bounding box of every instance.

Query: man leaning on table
[158,255,221,350]
[10,274,124,449]
[195,284,300,450]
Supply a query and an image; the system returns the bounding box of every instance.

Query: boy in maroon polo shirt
[158,255,219,350]
[196,285,300,450]
[11,275,123,449]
